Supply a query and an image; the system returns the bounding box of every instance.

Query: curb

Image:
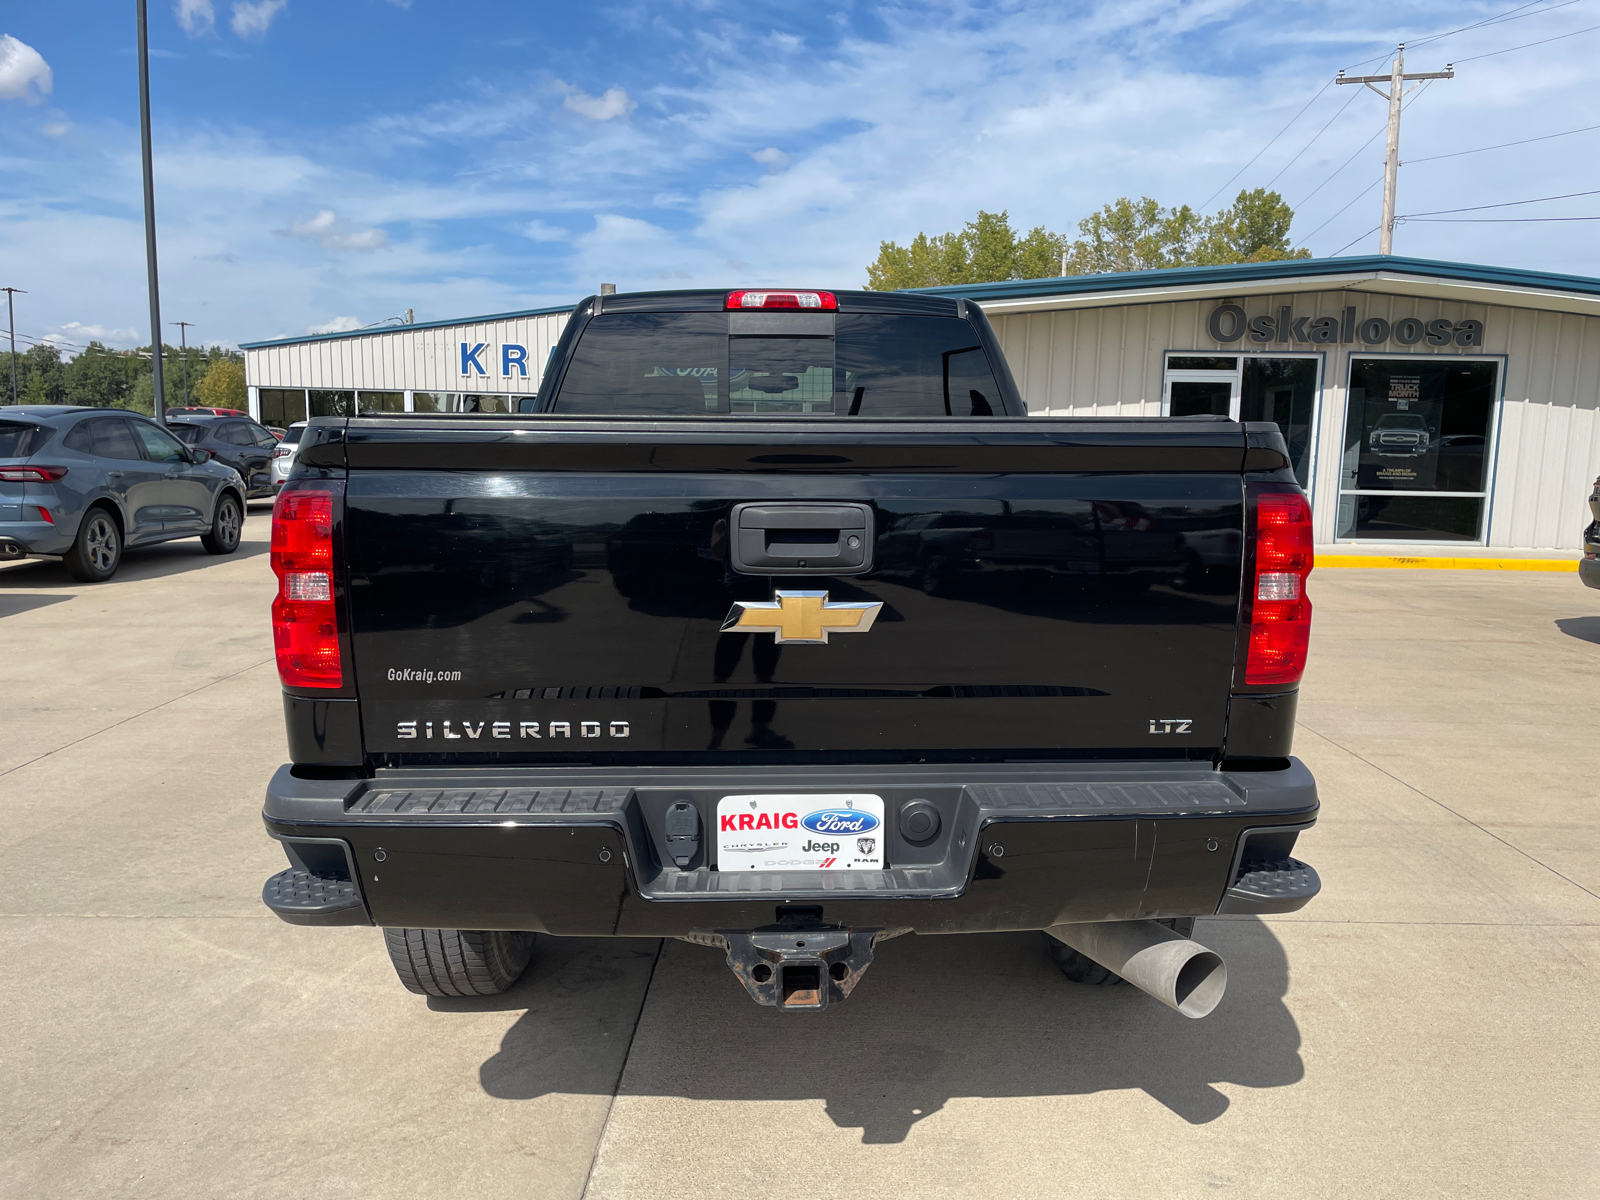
[1315,555,1578,572]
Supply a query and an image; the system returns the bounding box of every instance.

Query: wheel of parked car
[63,505,123,583]
[201,493,243,555]
[382,928,536,996]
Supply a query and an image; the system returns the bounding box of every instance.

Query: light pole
[136,0,167,422]
[2,287,23,406]
[170,320,194,405]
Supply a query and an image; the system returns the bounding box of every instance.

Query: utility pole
[170,320,194,405]
[2,287,23,406]
[1338,45,1454,254]
[136,0,167,422]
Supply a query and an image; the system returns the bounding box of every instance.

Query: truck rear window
[552,312,1002,417]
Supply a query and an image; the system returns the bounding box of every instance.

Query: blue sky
[1,0,1597,352]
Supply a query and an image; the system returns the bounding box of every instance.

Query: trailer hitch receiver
[721,918,881,1011]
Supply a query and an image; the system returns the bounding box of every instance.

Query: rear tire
[1043,932,1125,986]
[382,928,536,997]
[201,492,243,555]
[63,506,122,583]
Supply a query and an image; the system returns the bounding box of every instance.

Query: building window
[258,388,306,427]
[356,391,404,413]
[309,390,355,418]
[1336,358,1498,542]
[1163,354,1319,489]
[412,392,516,413]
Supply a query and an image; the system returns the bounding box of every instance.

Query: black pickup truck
[261,287,1320,1018]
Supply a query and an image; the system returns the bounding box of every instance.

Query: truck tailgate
[337,418,1248,762]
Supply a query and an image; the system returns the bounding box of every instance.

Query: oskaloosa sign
[1208,304,1484,348]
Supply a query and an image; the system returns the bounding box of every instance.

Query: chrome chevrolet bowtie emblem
[721,590,883,645]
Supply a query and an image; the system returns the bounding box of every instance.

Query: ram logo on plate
[716,794,885,871]
[801,809,880,835]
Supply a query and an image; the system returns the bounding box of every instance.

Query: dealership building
[240,255,1600,554]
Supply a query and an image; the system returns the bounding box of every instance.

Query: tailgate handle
[730,502,874,576]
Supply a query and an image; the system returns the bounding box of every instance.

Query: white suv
[270,421,307,490]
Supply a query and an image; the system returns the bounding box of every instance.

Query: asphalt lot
[2,512,1596,1199]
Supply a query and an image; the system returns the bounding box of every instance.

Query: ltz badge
[721,590,883,645]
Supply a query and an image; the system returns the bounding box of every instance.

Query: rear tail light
[33,506,53,524]
[0,466,68,482]
[1244,492,1314,686]
[271,446,290,459]
[725,290,837,310]
[271,483,343,687]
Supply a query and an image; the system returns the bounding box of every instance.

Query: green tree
[65,343,144,408]
[194,358,246,409]
[866,210,1068,290]
[1193,188,1311,265]
[1062,197,1206,274]
[865,189,1310,288]
[15,344,68,404]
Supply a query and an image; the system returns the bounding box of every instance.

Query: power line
[1301,176,1385,245]
[1402,187,1600,216]
[1263,86,1364,190]
[1403,214,1600,222]
[1196,76,1338,211]
[1406,122,1600,162]
[1340,0,1579,70]
[1410,0,1588,47]
[1330,225,1383,255]
[1454,19,1600,59]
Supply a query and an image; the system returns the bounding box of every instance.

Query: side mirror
[190,448,213,464]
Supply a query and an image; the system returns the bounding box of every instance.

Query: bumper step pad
[262,869,372,926]
[1218,857,1321,915]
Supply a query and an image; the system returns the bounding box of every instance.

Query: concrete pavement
[1,518,1596,1198]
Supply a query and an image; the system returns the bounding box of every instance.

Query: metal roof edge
[906,255,1600,304]
[238,303,576,351]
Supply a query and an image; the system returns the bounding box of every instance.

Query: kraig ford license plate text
[715,794,885,871]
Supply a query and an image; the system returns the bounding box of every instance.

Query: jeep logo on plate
[802,809,880,835]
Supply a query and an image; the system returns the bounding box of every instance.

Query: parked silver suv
[270,420,308,491]
[0,406,248,582]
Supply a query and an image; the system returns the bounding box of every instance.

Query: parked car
[260,288,1320,1019]
[0,405,246,582]
[1582,475,1600,589]
[166,414,278,498]
[270,421,308,490]
[167,406,249,418]
[265,426,287,440]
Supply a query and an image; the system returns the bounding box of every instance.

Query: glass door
[1164,354,1321,489]
[1164,356,1240,419]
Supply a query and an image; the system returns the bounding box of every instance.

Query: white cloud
[521,219,566,241]
[230,0,287,40]
[48,321,143,349]
[278,209,390,252]
[0,35,52,104]
[307,316,363,334]
[560,83,635,122]
[385,0,413,7]
[42,119,73,137]
[751,147,789,172]
[174,0,216,36]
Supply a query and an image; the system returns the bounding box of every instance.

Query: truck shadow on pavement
[1555,616,1600,645]
[466,917,1302,1143]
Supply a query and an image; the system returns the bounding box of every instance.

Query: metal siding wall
[243,312,574,399]
[993,289,1600,549]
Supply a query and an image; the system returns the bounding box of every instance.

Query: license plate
[716,794,885,871]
